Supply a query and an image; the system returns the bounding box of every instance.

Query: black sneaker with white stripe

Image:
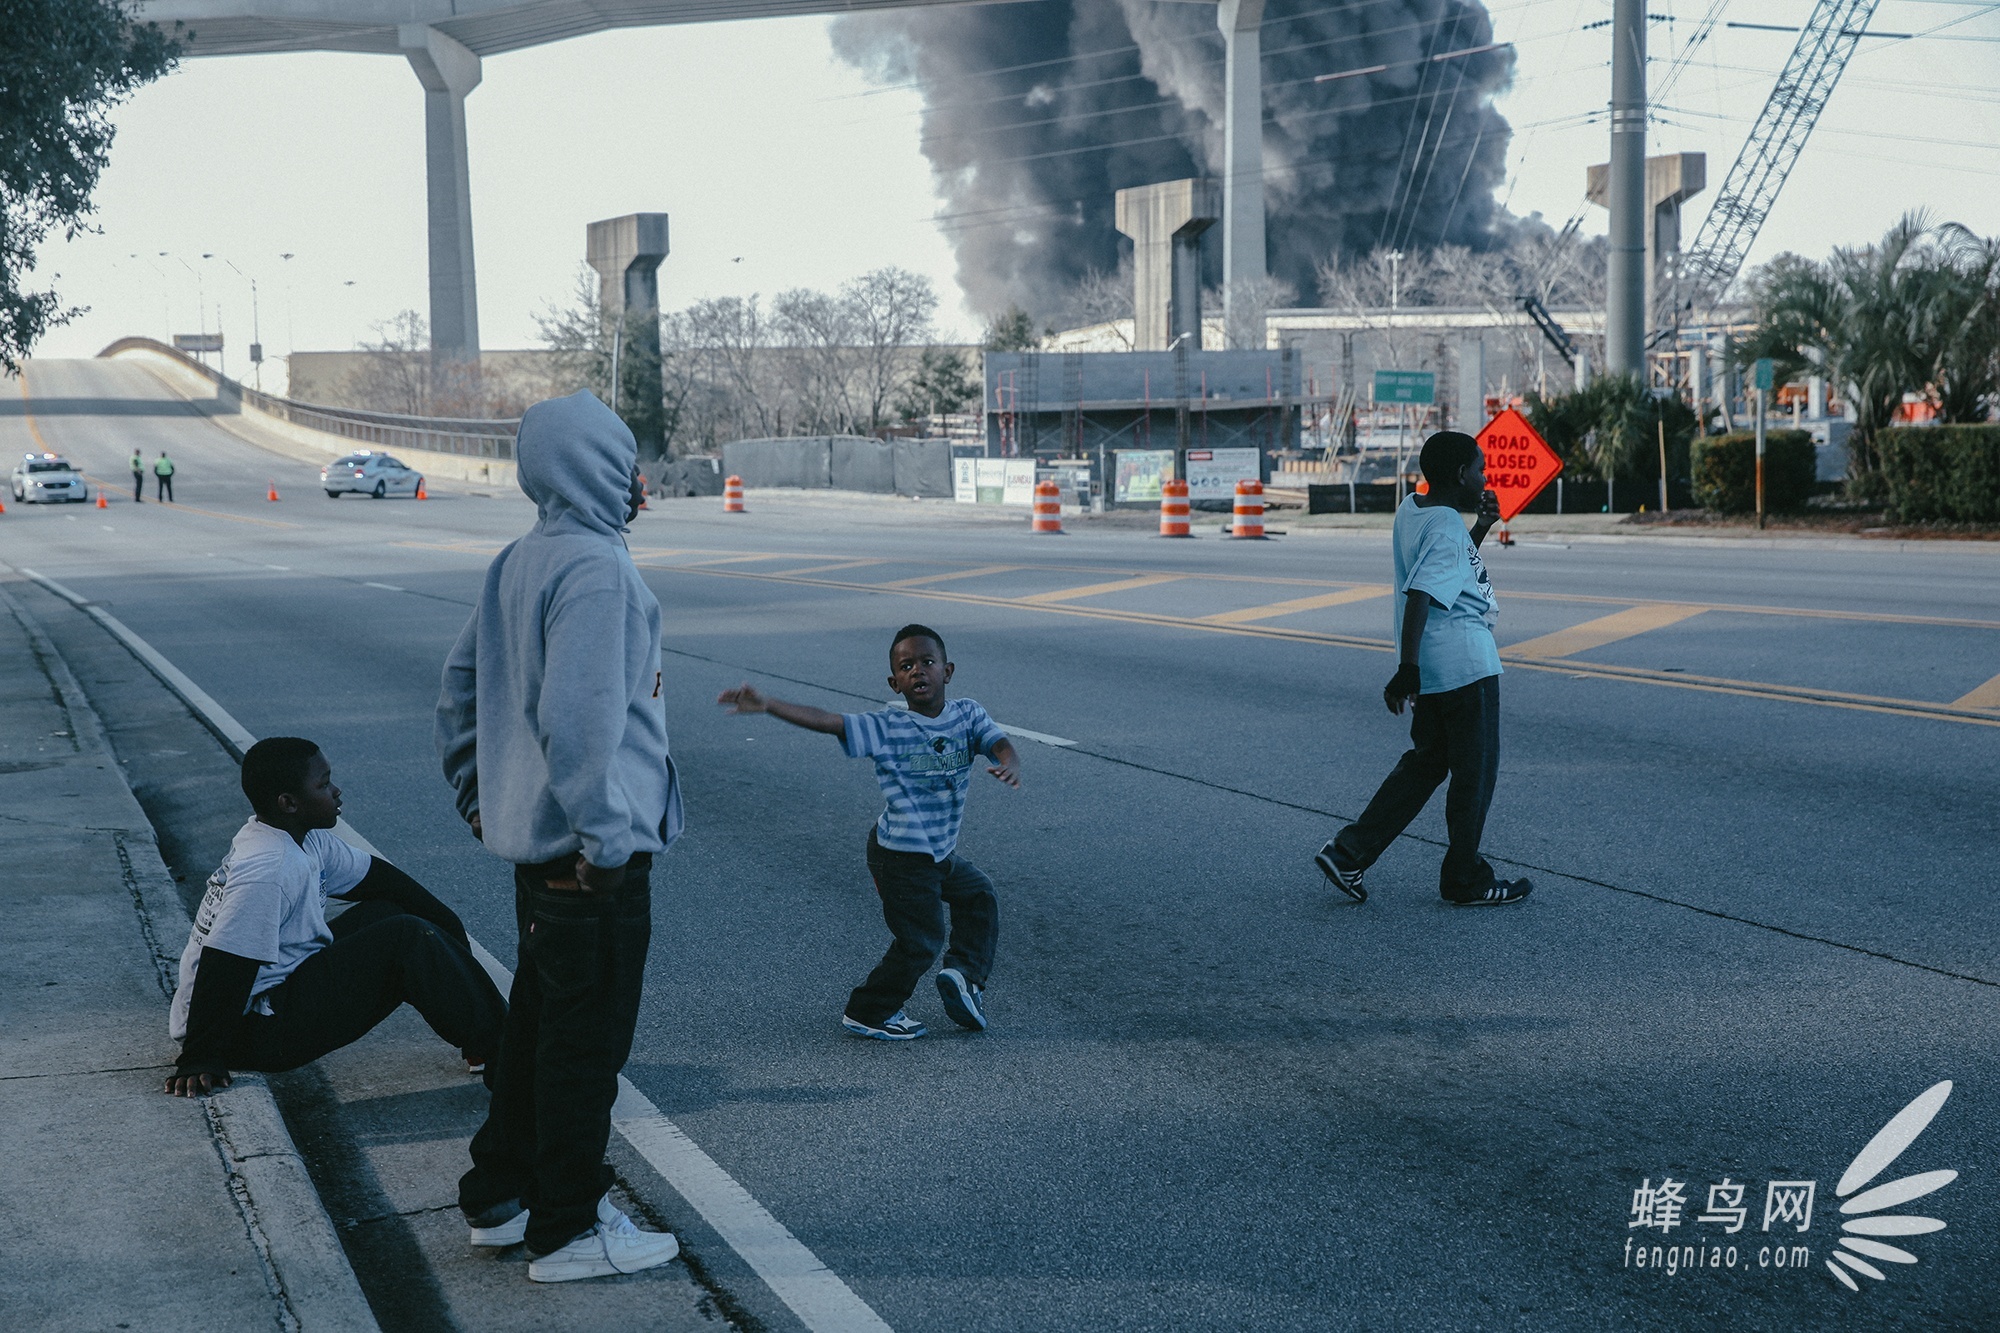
[1443,877,1533,906]
[1314,841,1367,903]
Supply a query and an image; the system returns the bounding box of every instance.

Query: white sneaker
[467,1199,529,1248]
[527,1194,679,1283]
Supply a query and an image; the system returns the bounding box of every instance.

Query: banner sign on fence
[1475,408,1563,522]
[958,458,1039,505]
[1373,369,1435,404]
[1001,460,1037,506]
[953,458,979,503]
[1114,449,1174,503]
[1184,447,1260,500]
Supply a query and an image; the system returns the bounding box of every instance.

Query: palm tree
[1741,213,1998,484]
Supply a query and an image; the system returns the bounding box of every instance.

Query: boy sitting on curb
[719,624,1020,1040]
[165,737,507,1097]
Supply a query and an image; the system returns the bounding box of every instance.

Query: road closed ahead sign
[1476,408,1562,521]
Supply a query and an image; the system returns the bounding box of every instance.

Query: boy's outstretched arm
[987,737,1022,788]
[718,682,846,739]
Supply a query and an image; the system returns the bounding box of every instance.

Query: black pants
[1334,674,1500,895]
[230,900,506,1073]
[155,474,173,501]
[461,855,652,1254]
[847,830,998,1026]
[132,471,144,501]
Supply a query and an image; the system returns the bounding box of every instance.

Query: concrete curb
[1,573,381,1333]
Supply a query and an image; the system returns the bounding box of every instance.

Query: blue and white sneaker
[935,968,987,1031]
[841,1010,927,1040]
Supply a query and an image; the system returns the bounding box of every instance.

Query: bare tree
[1051,265,1134,346]
[771,287,860,433]
[844,267,937,432]
[341,309,431,414]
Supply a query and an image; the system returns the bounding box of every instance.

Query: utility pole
[1606,0,1646,376]
[1388,249,1404,311]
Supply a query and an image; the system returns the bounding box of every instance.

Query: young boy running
[1315,431,1533,907]
[718,624,1021,1040]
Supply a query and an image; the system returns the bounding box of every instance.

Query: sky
[29,0,2000,385]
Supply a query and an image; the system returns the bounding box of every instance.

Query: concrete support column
[400,25,481,361]
[1114,180,1218,351]
[587,214,671,458]
[1217,0,1266,349]
[1605,0,1646,376]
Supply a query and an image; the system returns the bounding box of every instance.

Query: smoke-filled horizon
[831,0,1521,325]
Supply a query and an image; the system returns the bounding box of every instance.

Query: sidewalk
[0,580,377,1332]
[0,571,748,1332]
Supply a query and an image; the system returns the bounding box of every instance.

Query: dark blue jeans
[847,830,998,1026]
[460,854,651,1254]
[1335,673,1500,896]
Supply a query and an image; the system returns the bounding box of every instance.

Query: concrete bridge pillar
[399,25,481,361]
[1115,181,1218,352]
[586,213,671,322]
[1217,0,1266,349]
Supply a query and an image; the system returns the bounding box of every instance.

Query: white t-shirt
[1392,495,1503,694]
[168,818,371,1041]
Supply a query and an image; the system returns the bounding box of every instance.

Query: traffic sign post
[1475,408,1563,544]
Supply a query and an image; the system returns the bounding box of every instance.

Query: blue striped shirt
[841,699,1008,860]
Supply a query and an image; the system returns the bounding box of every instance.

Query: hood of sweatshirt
[515,390,635,538]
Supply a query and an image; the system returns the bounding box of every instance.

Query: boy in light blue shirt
[1315,431,1533,907]
[719,624,1021,1039]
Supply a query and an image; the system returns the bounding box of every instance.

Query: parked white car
[321,451,424,499]
[10,453,90,504]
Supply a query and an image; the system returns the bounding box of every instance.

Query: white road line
[265,564,291,571]
[19,564,894,1333]
[363,582,406,592]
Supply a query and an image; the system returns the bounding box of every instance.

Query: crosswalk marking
[1203,585,1392,624]
[875,564,1021,588]
[1951,671,2000,711]
[1020,573,1183,604]
[1504,604,1707,660]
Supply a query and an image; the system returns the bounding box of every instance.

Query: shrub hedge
[1689,430,1817,513]
[1877,425,2000,523]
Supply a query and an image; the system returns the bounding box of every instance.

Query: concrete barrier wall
[831,437,895,493]
[109,345,520,489]
[894,439,953,498]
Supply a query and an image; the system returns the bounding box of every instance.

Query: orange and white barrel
[1230,478,1265,538]
[1031,478,1063,534]
[723,475,746,513]
[1159,478,1191,537]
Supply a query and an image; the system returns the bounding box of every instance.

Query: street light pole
[205,253,262,389]
[163,253,204,365]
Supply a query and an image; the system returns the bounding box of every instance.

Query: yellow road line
[1504,604,1707,659]
[1951,672,2000,710]
[1020,573,1183,604]
[1203,585,1392,624]
[875,564,1022,588]
[773,558,887,576]
[653,564,2000,730]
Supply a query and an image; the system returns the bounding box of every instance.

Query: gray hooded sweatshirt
[435,390,682,868]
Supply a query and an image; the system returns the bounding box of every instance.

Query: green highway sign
[1373,369,1436,404]
[1752,358,1775,391]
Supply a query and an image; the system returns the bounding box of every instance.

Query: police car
[10,453,91,504]
[320,451,424,499]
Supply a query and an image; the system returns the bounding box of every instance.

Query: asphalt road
[6,357,1998,1331]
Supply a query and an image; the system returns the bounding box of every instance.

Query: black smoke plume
[831,0,1518,321]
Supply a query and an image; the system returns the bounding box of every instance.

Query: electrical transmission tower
[1680,0,1881,306]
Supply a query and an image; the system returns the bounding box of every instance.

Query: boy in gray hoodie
[436,390,685,1283]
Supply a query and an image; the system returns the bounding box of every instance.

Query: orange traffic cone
[267,480,281,502]
[96,491,109,509]
[1159,479,1191,537]
[416,478,427,500]
[723,476,746,513]
[1,497,9,513]
[1229,479,1266,538]
[1030,479,1063,534]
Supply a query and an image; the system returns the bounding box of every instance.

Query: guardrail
[97,337,520,462]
